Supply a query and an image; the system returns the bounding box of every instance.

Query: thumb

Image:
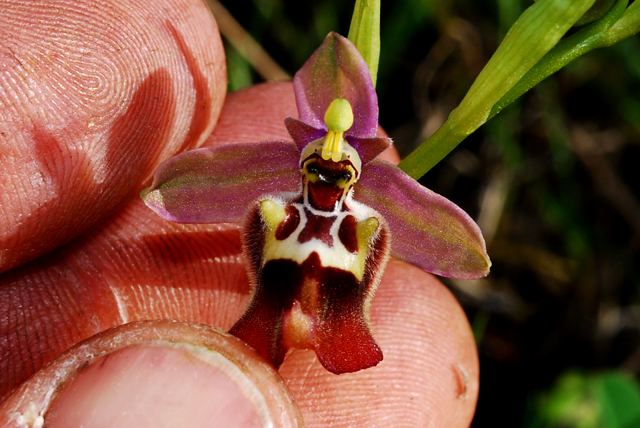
[0,321,302,428]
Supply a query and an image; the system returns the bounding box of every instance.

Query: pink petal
[142,141,301,223]
[354,160,491,279]
[346,136,392,165]
[293,32,378,138]
[284,117,327,152]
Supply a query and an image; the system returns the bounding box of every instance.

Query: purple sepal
[354,159,491,279]
[346,136,392,165]
[142,141,301,224]
[284,117,327,152]
[293,32,379,139]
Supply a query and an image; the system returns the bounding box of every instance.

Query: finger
[208,83,478,426]
[0,321,302,428]
[0,199,248,401]
[1,83,478,427]
[0,84,304,400]
[0,0,226,273]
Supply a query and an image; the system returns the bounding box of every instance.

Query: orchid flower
[142,32,490,374]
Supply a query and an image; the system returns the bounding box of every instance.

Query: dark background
[216,0,640,426]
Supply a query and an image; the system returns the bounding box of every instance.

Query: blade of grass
[489,0,630,120]
[399,0,596,179]
[348,0,381,87]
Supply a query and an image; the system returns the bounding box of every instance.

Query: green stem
[399,121,466,180]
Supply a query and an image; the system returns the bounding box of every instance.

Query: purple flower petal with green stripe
[293,33,379,139]
[354,159,491,279]
[142,141,300,224]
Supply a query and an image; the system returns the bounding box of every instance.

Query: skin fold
[0,1,479,426]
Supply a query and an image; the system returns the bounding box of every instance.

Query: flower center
[298,98,362,211]
[321,98,354,162]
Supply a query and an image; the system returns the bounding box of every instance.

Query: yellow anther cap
[324,98,354,132]
[322,99,354,162]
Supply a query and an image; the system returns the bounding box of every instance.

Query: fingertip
[374,260,480,424]
[1,0,227,272]
[206,82,299,147]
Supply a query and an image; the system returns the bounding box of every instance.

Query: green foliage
[527,370,640,428]
[398,0,640,179]
[226,45,253,91]
[489,0,629,122]
[598,372,640,428]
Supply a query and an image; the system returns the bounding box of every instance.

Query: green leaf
[575,0,618,25]
[489,0,629,121]
[399,0,596,179]
[537,370,598,428]
[451,0,595,134]
[606,0,640,42]
[348,0,381,87]
[525,370,640,428]
[594,372,640,428]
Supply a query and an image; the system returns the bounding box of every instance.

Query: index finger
[0,0,226,273]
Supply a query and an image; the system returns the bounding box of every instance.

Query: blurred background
[212,0,640,426]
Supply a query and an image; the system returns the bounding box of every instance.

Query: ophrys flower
[142,32,490,374]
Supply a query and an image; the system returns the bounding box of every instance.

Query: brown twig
[571,126,640,241]
[206,0,291,82]
[488,240,577,285]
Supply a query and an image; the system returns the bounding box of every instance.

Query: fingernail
[0,321,302,428]
[47,344,269,427]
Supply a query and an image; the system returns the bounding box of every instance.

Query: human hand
[0,1,479,426]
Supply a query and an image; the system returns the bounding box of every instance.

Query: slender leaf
[399,0,596,179]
